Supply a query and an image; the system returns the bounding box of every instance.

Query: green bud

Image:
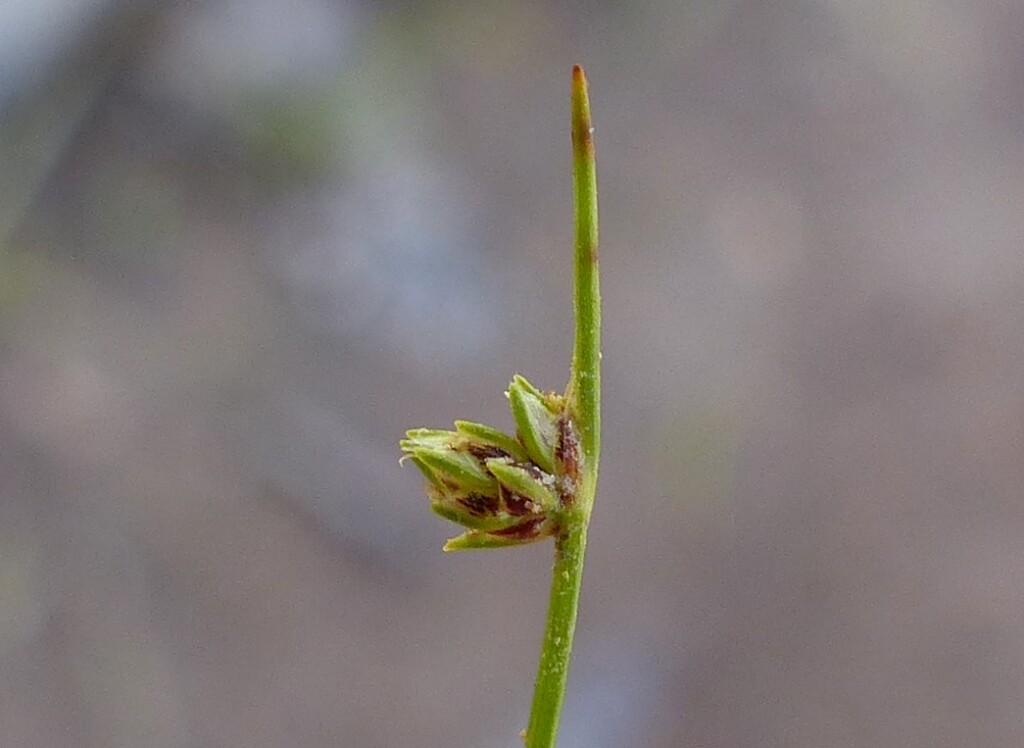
[430,497,527,533]
[400,420,560,550]
[406,444,497,495]
[506,374,563,474]
[454,420,530,463]
[443,515,557,552]
[485,458,557,512]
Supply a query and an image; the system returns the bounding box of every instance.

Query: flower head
[401,375,568,550]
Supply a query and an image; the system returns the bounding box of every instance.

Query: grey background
[2,1,1024,746]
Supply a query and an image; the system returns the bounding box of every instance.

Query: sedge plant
[400,65,600,747]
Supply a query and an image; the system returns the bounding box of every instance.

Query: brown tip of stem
[571,65,593,156]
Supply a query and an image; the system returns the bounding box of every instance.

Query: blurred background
[2,1,1024,746]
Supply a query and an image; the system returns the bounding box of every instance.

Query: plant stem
[565,65,601,468]
[524,517,589,747]
[524,64,600,748]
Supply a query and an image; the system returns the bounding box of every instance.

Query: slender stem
[524,515,589,747]
[524,64,600,748]
[565,65,601,470]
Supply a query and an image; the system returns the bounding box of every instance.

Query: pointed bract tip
[571,65,593,156]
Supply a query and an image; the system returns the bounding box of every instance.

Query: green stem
[524,64,600,748]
